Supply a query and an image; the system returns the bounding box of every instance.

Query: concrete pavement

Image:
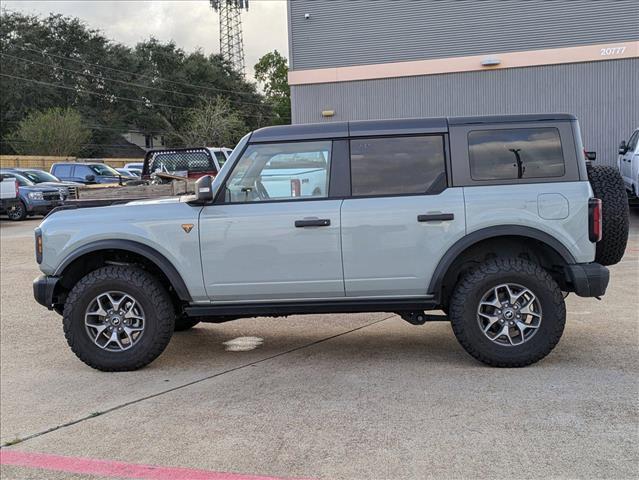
[1,213,638,479]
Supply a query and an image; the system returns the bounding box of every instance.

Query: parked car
[33,114,629,371]
[116,167,142,178]
[142,148,223,180]
[618,127,639,196]
[0,170,64,220]
[50,162,137,185]
[6,168,81,199]
[0,175,20,217]
[124,162,144,170]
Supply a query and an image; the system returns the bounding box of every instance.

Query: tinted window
[627,131,639,151]
[53,165,73,178]
[213,151,227,166]
[225,141,331,203]
[350,136,446,196]
[468,128,565,181]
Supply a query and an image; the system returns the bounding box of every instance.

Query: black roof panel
[448,113,577,125]
[250,122,349,143]
[349,117,448,137]
[249,114,577,143]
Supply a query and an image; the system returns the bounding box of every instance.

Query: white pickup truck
[255,151,329,199]
[0,175,20,216]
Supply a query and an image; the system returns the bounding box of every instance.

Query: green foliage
[0,10,276,155]
[176,96,248,148]
[254,50,291,125]
[7,108,91,156]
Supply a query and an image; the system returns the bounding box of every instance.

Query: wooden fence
[0,156,144,171]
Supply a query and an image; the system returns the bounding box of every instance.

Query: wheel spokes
[477,283,542,347]
[84,290,145,352]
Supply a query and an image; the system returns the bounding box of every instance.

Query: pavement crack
[1,314,395,448]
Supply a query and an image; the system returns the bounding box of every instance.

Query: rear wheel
[449,258,565,367]
[587,164,629,266]
[63,266,175,371]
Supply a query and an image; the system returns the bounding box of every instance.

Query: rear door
[340,135,466,297]
[199,140,345,302]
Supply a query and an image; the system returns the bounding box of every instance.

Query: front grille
[66,186,78,199]
[43,192,62,202]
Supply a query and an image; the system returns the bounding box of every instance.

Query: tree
[0,11,276,155]
[254,50,291,124]
[176,97,247,148]
[7,108,91,156]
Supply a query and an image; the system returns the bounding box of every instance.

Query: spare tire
[587,164,629,266]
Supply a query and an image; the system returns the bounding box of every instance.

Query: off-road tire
[63,266,175,371]
[587,164,629,266]
[449,258,566,367]
[6,200,26,221]
[174,316,200,332]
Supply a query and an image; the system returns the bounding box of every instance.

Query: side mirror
[618,141,628,154]
[584,151,596,161]
[195,175,214,203]
[85,174,96,182]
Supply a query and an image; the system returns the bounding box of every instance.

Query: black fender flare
[54,239,192,302]
[427,225,576,297]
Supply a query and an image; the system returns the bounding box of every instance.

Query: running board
[184,298,439,318]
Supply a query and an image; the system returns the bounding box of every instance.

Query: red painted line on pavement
[0,449,311,480]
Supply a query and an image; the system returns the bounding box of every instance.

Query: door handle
[295,219,331,227]
[417,213,454,222]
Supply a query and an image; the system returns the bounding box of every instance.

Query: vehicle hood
[38,181,83,187]
[19,184,62,193]
[126,197,183,206]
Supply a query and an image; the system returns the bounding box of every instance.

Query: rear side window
[468,128,565,180]
[53,165,72,177]
[350,136,446,196]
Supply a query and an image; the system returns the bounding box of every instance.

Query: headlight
[28,191,44,200]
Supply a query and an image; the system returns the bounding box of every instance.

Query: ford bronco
[33,114,629,371]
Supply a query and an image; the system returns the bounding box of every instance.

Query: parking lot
[1,213,638,479]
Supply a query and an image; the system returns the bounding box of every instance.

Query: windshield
[89,164,121,176]
[21,170,60,183]
[4,172,35,187]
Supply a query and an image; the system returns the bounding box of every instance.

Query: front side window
[468,128,565,181]
[224,141,331,203]
[89,164,122,176]
[350,136,446,196]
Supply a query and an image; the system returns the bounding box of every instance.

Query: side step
[184,298,439,318]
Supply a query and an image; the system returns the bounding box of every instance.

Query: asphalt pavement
[1,213,637,479]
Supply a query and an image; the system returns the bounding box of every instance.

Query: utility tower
[210,0,249,76]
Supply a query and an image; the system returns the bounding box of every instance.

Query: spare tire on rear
[587,164,629,266]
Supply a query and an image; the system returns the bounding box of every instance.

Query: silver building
[287,0,638,166]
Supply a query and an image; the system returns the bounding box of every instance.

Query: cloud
[3,0,288,81]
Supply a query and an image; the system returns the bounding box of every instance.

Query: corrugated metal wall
[289,0,639,70]
[291,59,639,167]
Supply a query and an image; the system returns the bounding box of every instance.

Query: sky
[2,0,289,81]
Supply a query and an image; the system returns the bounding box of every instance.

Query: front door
[199,140,344,302]
[340,135,465,297]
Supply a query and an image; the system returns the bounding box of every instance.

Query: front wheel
[63,266,175,371]
[449,258,565,367]
[6,200,27,221]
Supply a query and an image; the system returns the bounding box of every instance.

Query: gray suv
[33,114,629,371]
